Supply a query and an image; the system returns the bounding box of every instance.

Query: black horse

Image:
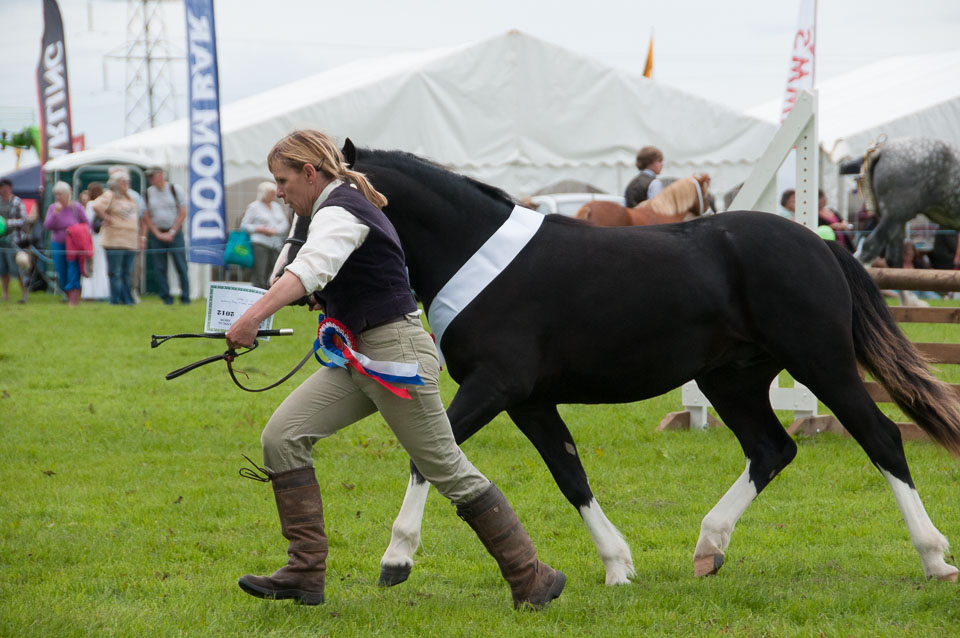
[277,141,960,587]
[842,136,960,267]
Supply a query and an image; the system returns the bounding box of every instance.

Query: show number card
[204,282,274,338]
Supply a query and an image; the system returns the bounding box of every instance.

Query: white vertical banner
[777,0,817,193]
[781,0,817,123]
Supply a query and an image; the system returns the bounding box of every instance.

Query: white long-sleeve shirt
[284,180,370,294]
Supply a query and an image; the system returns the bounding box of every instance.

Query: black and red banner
[36,0,74,164]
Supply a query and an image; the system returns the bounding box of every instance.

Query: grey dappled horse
[842,136,960,267]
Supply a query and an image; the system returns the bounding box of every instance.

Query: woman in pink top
[44,181,89,306]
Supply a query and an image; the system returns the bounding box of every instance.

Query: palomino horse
[842,136,960,267]
[276,141,960,588]
[575,173,711,226]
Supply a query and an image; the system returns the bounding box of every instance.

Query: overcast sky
[2,0,959,175]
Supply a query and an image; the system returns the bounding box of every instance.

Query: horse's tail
[859,143,884,217]
[829,241,960,456]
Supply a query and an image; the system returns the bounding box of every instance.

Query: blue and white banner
[185,0,226,265]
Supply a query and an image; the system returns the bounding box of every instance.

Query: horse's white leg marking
[693,460,758,576]
[882,470,958,581]
[578,499,635,585]
[380,475,430,570]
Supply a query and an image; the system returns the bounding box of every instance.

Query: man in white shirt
[142,166,190,304]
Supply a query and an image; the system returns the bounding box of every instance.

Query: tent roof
[91,30,777,196]
[42,148,156,172]
[748,50,960,161]
[0,163,42,200]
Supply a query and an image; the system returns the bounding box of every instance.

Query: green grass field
[2,287,960,637]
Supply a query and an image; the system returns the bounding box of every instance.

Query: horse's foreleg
[377,375,509,587]
[378,462,430,586]
[858,214,903,266]
[882,470,957,581]
[508,403,634,585]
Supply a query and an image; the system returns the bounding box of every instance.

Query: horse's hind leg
[508,402,634,585]
[692,363,797,577]
[803,375,958,581]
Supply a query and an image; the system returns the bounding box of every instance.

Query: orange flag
[643,34,654,78]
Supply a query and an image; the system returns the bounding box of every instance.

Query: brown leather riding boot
[238,466,327,605]
[456,483,566,610]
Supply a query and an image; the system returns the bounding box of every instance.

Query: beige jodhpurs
[261,315,490,505]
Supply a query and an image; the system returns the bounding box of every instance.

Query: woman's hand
[225,313,260,349]
[225,272,309,349]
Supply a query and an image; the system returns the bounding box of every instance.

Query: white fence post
[683,90,820,430]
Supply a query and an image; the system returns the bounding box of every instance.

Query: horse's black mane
[356,147,517,207]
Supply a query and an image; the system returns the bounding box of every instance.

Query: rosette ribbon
[314,315,424,399]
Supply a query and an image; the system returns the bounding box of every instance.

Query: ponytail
[343,169,387,209]
[268,130,388,210]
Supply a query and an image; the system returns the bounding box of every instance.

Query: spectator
[779,189,795,220]
[108,166,145,303]
[81,182,110,300]
[92,169,140,305]
[623,146,664,207]
[0,178,29,302]
[902,240,940,301]
[43,181,89,306]
[142,166,190,304]
[240,181,290,289]
[0,178,29,303]
[818,189,854,251]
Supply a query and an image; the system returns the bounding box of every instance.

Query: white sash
[427,205,544,365]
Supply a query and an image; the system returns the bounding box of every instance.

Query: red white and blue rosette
[314,315,424,399]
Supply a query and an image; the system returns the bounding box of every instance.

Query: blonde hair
[267,130,387,209]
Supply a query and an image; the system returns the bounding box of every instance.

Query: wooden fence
[787,267,960,440]
[660,267,960,440]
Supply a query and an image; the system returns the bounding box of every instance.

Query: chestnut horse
[576,173,711,226]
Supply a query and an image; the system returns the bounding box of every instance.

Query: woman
[818,189,854,251]
[225,130,565,610]
[81,182,110,300]
[239,181,290,289]
[92,170,139,305]
[43,181,89,306]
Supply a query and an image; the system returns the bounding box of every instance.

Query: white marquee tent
[749,50,960,162]
[747,50,960,214]
[70,30,775,203]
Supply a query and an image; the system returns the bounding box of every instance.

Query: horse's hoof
[933,566,958,582]
[378,564,412,587]
[694,553,724,577]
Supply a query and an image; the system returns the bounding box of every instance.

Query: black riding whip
[150,329,316,392]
